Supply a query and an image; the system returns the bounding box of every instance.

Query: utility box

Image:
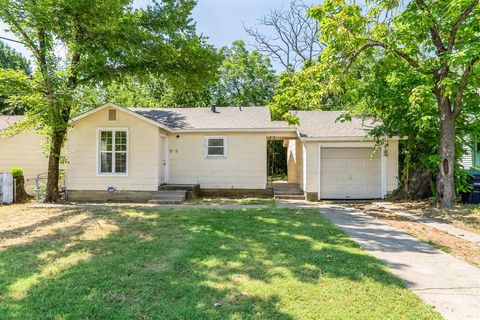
[0,172,14,204]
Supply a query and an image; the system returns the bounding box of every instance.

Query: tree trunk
[436,102,456,209]
[14,175,32,203]
[44,129,66,202]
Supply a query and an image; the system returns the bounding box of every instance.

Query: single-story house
[66,103,399,201]
[0,116,49,193]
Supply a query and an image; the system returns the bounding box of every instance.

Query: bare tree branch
[244,0,323,70]
[347,40,420,71]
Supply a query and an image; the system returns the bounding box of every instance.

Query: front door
[159,136,169,184]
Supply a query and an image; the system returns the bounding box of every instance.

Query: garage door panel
[321,147,381,199]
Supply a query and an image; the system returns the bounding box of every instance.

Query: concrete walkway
[374,202,480,245]
[315,203,480,320]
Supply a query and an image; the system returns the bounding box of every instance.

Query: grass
[424,240,453,253]
[0,205,441,319]
[186,197,276,206]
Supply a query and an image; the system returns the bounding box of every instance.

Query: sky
[0,0,300,69]
[192,0,291,48]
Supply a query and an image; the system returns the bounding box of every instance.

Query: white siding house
[0,116,49,193]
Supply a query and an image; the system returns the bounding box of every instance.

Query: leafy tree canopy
[0,40,31,114]
[211,40,277,107]
[0,41,30,74]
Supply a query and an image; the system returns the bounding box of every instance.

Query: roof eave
[172,127,297,133]
[299,136,401,141]
[70,103,173,132]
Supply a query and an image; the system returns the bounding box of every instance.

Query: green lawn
[0,206,440,319]
[185,197,275,206]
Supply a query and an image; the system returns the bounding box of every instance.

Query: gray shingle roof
[0,115,24,131]
[291,111,375,138]
[131,106,289,130]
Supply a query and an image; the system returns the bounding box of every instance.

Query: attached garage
[286,111,399,201]
[320,147,382,199]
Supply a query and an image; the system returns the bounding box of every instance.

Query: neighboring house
[0,116,48,193]
[461,137,480,170]
[66,103,399,201]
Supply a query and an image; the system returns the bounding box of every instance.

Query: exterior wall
[168,132,267,189]
[460,137,480,170]
[296,140,304,188]
[461,147,473,170]
[297,139,400,199]
[66,108,160,191]
[287,139,299,183]
[304,142,318,193]
[386,139,399,193]
[0,130,48,193]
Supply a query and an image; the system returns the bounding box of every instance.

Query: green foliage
[456,169,474,194]
[310,0,480,205]
[75,40,276,110]
[269,59,345,121]
[77,74,214,111]
[0,41,31,114]
[211,40,277,106]
[0,41,30,74]
[9,166,23,178]
[274,0,480,203]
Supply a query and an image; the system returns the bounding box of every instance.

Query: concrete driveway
[317,203,480,320]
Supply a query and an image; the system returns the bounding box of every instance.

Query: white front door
[159,136,169,184]
[320,147,381,199]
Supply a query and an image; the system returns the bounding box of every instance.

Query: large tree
[0,0,220,201]
[211,40,276,106]
[306,0,480,208]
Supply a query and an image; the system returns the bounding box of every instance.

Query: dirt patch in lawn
[350,202,480,268]
[0,202,119,250]
[394,201,480,233]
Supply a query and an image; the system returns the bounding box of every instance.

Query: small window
[205,137,226,158]
[108,109,117,122]
[98,129,128,174]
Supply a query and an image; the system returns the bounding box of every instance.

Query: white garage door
[321,147,381,199]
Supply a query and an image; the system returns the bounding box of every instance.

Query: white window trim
[204,136,227,158]
[96,127,129,177]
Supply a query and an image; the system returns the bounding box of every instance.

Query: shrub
[10,166,24,178]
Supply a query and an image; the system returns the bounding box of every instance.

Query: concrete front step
[149,190,187,204]
[274,191,304,195]
[159,184,199,191]
[148,199,184,204]
[274,194,306,200]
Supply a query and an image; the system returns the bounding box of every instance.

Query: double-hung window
[98,129,128,175]
[205,136,226,158]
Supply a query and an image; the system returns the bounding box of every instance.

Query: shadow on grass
[0,207,431,319]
